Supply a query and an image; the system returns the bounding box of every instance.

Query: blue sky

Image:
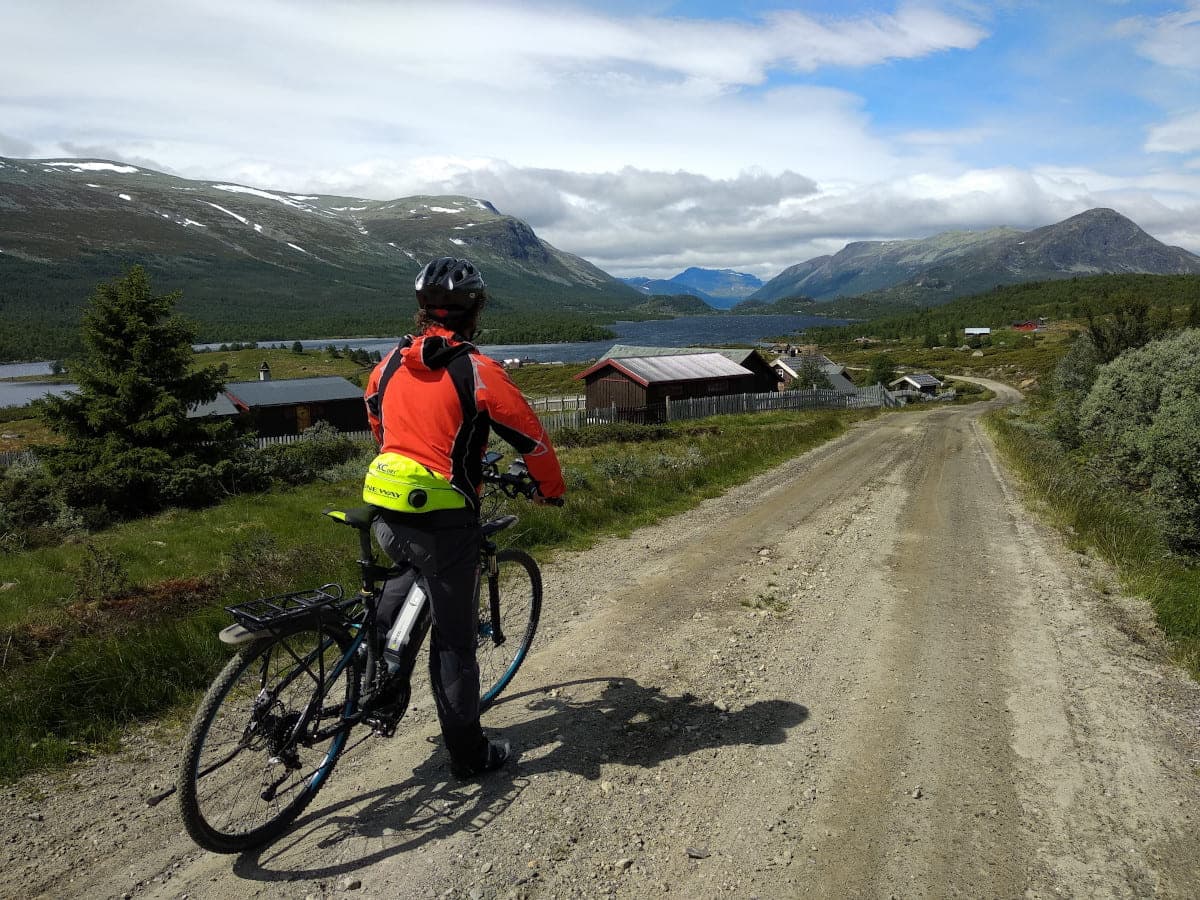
[2,1,1198,277]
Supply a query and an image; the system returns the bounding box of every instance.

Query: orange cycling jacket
[364,325,566,511]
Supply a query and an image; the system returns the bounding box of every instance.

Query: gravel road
[4,379,1199,899]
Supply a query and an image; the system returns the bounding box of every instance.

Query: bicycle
[175,452,556,853]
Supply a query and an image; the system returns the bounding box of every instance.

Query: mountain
[621,267,764,309]
[0,157,642,359]
[752,209,1200,308]
[621,276,710,301]
[668,268,763,308]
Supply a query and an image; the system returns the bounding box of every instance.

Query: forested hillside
[808,274,1200,342]
[0,158,641,360]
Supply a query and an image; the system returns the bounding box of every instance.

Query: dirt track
[4,380,1199,899]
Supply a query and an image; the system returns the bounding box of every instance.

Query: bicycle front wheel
[478,548,542,710]
[177,622,359,853]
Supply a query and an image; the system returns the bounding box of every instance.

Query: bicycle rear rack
[226,584,346,631]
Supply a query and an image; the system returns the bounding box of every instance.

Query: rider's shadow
[233,677,809,884]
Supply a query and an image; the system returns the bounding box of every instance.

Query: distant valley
[4,156,1200,362]
[621,267,764,309]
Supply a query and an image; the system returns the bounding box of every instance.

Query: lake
[0,313,843,408]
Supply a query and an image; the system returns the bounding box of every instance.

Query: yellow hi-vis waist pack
[363,453,468,513]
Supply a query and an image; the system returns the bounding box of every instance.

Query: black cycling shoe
[450,739,511,779]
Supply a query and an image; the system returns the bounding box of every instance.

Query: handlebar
[481,453,565,506]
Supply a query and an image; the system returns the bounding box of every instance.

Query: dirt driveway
[4,380,1199,899]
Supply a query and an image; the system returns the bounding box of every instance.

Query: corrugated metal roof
[770,352,836,370]
[225,376,363,408]
[188,393,240,418]
[892,373,942,388]
[581,352,753,386]
[825,370,858,393]
[773,356,857,393]
[600,344,759,366]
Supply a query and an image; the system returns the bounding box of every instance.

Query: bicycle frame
[223,458,530,757]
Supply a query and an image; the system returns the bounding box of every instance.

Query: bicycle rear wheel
[478,548,542,710]
[178,622,359,853]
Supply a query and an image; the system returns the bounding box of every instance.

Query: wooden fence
[663,385,895,421]
[526,395,586,413]
[534,384,897,432]
[254,430,374,449]
[0,449,29,468]
[0,388,897,468]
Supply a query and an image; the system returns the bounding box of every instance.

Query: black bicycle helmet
[414,257,487,310]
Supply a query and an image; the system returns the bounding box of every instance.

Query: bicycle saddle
[323,506,378,530]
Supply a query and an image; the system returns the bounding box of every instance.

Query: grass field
[811,324,1076,387]
[0,406,874,780]
[986,404,1200,679]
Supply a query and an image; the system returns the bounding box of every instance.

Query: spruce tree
[38,266,241,522]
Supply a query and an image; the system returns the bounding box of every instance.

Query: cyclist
[363,256,566,778]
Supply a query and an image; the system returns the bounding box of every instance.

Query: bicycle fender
[219,623,265,646]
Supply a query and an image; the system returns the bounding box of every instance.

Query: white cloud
[1146,110,1200,154]
[3,1,1200,282]
[1118,1,1200,70]
[374,159,1198,279]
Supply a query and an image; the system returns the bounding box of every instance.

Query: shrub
[253,422,364,485]
[0,459,60,549]
[1079,329,1200,549]
[865,354,897,387]
[1049,334,1101,448]
[69,542,132,603]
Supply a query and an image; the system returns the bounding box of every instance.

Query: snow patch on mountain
[213,184,314,211]
[46,161,139,174]
[204,202,248,225]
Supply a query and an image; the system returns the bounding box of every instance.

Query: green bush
[1049,334,1101,448]
[0,457,61,550]
[252,422,365,485]
[1079,329,1200,549]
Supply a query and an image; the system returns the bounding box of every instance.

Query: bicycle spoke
[178,623,357,851]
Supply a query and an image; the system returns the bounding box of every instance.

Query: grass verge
[985,406,1200,678]
[0,407,871,780]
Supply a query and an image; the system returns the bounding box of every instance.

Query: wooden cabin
[575,352,756,422]
[598,345,779,394]
[190,376,368,437]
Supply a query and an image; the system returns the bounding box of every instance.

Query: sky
[3,0,1199,279]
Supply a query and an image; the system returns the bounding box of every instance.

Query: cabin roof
[576,352,753,387]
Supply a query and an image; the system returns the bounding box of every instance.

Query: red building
[575,352,757,422]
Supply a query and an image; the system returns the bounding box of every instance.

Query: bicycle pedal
[366,713,400,738]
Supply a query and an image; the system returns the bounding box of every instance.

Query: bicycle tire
[478,548,542,711]
[177,622,359,853]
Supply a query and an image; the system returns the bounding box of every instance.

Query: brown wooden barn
[575,352,757,422]
[598,344,779,393]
